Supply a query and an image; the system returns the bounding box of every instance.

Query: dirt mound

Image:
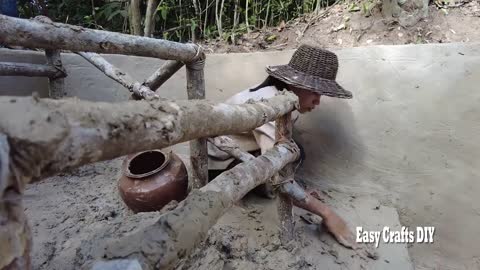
[201,3,480,54]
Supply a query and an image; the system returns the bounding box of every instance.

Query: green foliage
[16,0,338,41]
[18,0,128,32]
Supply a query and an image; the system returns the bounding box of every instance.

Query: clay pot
[118,149,188,213]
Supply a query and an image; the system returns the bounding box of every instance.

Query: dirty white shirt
[208,86,299,170]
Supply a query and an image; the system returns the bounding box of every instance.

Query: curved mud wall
[1,43,479,269]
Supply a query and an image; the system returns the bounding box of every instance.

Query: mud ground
[25,155,411,269]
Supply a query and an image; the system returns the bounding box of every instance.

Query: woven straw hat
[266,45,352,99]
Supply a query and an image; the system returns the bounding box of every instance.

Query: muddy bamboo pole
[143,60,184,91]
[276,112,295,244]
[208,133,315,244]
[208,136,254,162]
[209,135,308,196]
[30,16,67,99]
[0,15,200,62]
[186,51,208,188]
[209,135,310,221]
[0,62,66,78]
[77,52,159,100]
[0,92,298,269]
[45,49,66,98]
[101,141,299,270]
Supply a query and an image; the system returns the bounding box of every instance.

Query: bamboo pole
[143,60,184,91]
[101,141,299,270]
[77,52,159,100]
[186,50,208,188]
[0,93,298,269]
[0,62,66,78]
[0,15,200,62]
[275,112,295,244]
[45,49,66,98]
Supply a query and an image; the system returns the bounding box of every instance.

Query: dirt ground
[201,2,480,53]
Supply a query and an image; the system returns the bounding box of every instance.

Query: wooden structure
[0,14,301,270]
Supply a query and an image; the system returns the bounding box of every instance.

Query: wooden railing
[0,14,300,270]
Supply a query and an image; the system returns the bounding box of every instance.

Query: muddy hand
[322,211,357,249]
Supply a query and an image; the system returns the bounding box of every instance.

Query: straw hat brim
[266,65,353,99]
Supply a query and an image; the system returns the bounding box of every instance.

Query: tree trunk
[232,0,239,43]
[192,0,201,40]
[203,0,210,34]
[264,0,271,29]
[144,0,159,37]
[315,0,321,15]
[215,0,224,38]
[192,0,201,22]
[130,0,143,36]
[246,0,251,33]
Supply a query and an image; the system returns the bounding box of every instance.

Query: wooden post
[0,62,66,78]
[143,60,184,91]
[276,112,295,244]
[45,49,66,98]
[186,48,208,189]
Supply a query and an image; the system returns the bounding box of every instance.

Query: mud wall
[1,43,480,269]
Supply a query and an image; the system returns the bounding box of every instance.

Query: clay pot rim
[123,149,171,179]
